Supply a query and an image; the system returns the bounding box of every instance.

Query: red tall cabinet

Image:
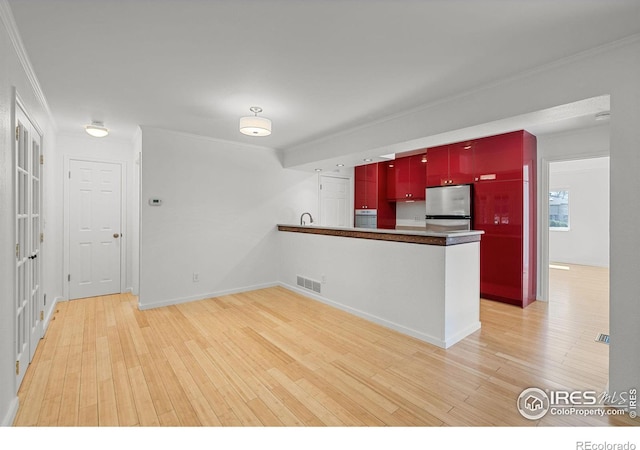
[472,130,537,307]
[354,163,396,229]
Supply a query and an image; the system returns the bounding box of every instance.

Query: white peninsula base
[277,225,482,349]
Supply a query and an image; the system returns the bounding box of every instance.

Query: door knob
[113,233,120,238]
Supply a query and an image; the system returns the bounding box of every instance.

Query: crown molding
[0,0,56,129]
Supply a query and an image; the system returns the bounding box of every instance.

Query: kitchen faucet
[300,212,314,226]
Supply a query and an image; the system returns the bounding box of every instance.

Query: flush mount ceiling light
[85,121,109,138]
[239,106,272,136]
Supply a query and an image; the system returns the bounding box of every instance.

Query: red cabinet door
[425,145,449,187]
[354,165,367,209]
[386,162,397,200]
[396,157,412,200]
[364,163,378,207]
[408,154,427,200]
[473,132,524,182]
[386,157,410,201]
[448,142,475,185]
[474,180,525,305]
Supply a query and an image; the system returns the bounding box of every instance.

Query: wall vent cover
[595,333,610,344]
[296,275,321,294]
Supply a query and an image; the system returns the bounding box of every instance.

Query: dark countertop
[277,224,483,246]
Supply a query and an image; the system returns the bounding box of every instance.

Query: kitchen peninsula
[277,224,483,348]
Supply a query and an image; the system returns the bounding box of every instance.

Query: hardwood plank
[162,346,222,426]
[128,365,160,426]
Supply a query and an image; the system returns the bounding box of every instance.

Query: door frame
[539,153,609,302]
[63,156,128,300]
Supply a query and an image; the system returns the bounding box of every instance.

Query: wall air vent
[296,275,321,294]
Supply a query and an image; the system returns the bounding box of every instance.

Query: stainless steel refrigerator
[425,184,472,232]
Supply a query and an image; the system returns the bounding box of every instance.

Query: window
[549,190,569,230]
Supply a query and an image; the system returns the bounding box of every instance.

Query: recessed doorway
[547,157,610,376]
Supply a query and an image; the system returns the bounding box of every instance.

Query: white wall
[0,2,56,426]
[55,133,137,296]
[283,37,640,399]
[138,127,318,309]
[549,157,609,267]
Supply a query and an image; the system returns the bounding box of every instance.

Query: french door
[15,102,43,388]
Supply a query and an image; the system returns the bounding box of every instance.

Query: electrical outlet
[193,272,199,282]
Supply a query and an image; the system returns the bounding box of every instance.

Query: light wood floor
[13,264,639,426]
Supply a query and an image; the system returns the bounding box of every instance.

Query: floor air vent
[296,275,321,294]
[595,333,610,345]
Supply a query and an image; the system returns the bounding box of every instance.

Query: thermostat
[149,198,163,206]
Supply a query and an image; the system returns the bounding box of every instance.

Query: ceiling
[7,0,640,156]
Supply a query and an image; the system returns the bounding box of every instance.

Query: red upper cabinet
[387,154,426,201]
[426,143,474,186]
[425,145,449,187]
[409,154,427,198]
[473,132,526,182]
[448,141,475,185]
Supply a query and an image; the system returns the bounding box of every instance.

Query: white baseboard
[138,282,279,310]
[1,396,19,427]
[444,322,482,348]
[42,296,64,333]
[278,282,448,348]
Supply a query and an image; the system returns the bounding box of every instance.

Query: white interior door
[69,160,122,299]
[320,176,350,227]
[15,103,43,388]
